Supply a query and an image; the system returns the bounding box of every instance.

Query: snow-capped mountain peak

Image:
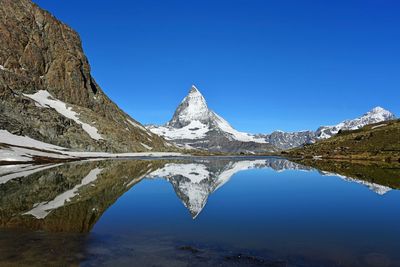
[167,85,211,128]
[364,106,394,120]
[316,106,395,139]
[147,85,273,152]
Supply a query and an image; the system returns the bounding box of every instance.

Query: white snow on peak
[363,106,394,121]
[316,106,395,139]
[149,85,267,144]
[23,167,103,219]
[24,90,103,140]
[168,85,210,126]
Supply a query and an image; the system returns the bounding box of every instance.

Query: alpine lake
[0,157,399,267]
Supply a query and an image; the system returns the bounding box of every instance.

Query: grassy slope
[286,119,400,162]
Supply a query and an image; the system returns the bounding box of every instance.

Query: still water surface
[0,157,399,266]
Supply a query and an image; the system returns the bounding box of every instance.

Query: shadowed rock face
[0,0,170,152]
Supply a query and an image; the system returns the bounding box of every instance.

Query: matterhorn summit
[147,85,276,153]
[167,85,211,128]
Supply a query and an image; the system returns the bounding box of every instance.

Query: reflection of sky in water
[92,165,400,266]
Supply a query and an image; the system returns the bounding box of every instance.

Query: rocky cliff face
[0,0,171,152]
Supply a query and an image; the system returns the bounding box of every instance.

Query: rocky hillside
[147,85,276,153]
[0,0,171,152]
[286,119,400,162]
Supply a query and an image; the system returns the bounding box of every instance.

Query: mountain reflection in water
[0,157,397,232]
[0,157,400,266]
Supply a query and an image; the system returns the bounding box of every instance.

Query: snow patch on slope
[141,143,153,150]
[127,119,149,133]
[24,90,103,140]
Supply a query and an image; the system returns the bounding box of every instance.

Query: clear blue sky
[33,0,399,133]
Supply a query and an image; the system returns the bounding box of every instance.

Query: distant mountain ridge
[315,106,395,139]
[258,106,396,150]
[287,119,400,162]
[148,85,396,152]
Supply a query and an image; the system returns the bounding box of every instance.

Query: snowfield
[24,90,103,140]
[149,120,210,140]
